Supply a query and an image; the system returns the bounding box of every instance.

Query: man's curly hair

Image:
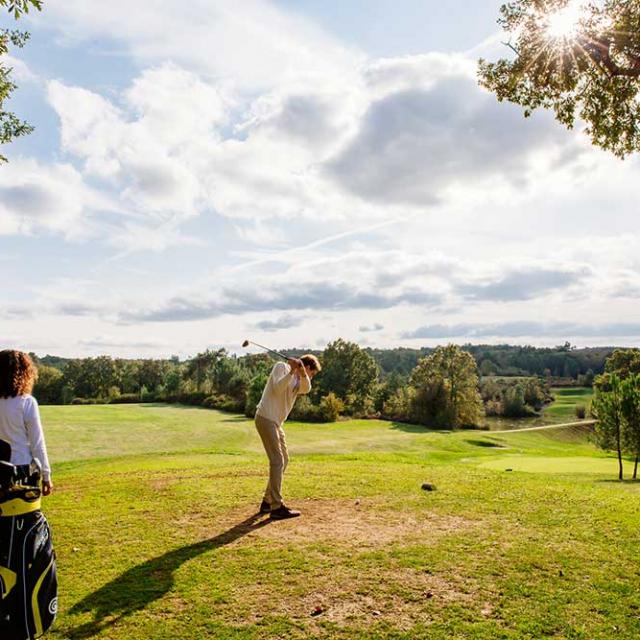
[0,350,38,398]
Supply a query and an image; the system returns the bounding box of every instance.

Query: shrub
[484,399,503,417]
[70,397,103,405]
[344,393,375,418]
[382,387,415,421]
[109,393,143,404]
[245,373,268,418]
[140,386,157,403]
[202,394,245,413]
[290,396,322,422]
[107,386,121,401]
[319,393,344,422]
[502,385,528,418]
[164,391,208,406]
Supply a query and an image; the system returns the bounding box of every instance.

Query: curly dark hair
[0,350,38,398]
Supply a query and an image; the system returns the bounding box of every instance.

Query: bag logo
[48,597,58,615]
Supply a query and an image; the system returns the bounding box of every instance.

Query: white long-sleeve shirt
[256,362,311,426]
[0,394,52,481]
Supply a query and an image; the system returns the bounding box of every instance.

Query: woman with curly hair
[0,350,53,495]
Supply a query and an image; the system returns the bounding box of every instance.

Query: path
[497,419,597,433]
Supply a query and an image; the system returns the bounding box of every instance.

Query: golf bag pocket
[0,504,58,639]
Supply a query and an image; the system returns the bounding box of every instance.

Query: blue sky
[1,0,639,358]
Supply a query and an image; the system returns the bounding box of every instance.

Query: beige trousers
[255,414,289,508]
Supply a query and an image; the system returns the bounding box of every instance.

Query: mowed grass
[40,403,640,640]
[543,387,594,421]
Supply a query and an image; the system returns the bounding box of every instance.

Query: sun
[546,1,585,39]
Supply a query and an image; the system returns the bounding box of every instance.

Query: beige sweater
[256,362,311,425]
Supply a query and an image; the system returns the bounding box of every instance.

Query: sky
[1,0,639,359]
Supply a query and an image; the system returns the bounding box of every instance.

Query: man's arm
[273,361,294,391]
[296,369,311,395]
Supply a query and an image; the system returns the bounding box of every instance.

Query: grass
[39,400,640,640]
[485,386,594,431]
[543,387,593,421]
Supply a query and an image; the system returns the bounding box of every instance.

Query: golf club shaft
[246,340,289,361]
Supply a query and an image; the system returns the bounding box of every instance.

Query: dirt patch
[231,562,477,630]
[229,499,474,548]
[216,500,481,630]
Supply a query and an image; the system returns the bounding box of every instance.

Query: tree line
[31,340,557,426]
[365,343,608,382]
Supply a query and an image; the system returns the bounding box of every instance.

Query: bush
[484,399,503,417]
[382,387,415,421]
[107,386,121,401]
[164,391,208,406]
[109,393,143,404]
[344,393,375,418]
[575,404,586,419]
[319,393,344,422]
[202,394,245,413]
[140,386,157,403]
[245,372,268,418]
[290,396,322,422]
[502,385,530,418]
[70,397,103,405]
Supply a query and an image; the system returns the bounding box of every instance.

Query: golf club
[242,339,289,361]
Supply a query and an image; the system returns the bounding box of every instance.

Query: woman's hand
[42,480,53,496]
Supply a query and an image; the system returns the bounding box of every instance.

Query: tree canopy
[1,0,41,162]
[410,344,484,428]
[479,0,640,157]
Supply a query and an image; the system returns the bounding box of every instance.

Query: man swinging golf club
[252,346,321,520]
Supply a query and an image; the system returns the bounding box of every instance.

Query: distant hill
[278,343,615,380]
[363,344,614,379]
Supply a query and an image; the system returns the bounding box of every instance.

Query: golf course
[41,396,639,640]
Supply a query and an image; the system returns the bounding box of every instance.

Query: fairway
[41,404,639,640]
[478,455,623,474]
[543,387,593,421]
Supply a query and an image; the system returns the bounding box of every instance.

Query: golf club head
[28,457,43,485]
[242,340,250,348]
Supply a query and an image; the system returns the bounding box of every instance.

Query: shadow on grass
[388,421,453,434]
[465,439,505,448]
[139,404,251,423]
[595,478,639,484]
[66,513,271,638]
[138,403,208,410]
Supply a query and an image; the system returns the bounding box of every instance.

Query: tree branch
[580,35,640,78]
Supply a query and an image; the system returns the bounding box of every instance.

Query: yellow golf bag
[0,440,57,639]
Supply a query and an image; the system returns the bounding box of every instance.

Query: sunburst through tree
[479,0,640,157]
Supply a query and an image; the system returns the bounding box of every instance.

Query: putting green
[479,454,624,474]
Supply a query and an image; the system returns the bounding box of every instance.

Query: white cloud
[38,0,361,90]
[0,159,103,238]
[102,251,594,324]
[4,54,38,84]
[403,321,640,340]
[42,44,593,251]
[326,74,580,207]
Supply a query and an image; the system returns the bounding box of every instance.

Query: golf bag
[0,440,57,639]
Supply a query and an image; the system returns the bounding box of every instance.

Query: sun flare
[546,1,585,39]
